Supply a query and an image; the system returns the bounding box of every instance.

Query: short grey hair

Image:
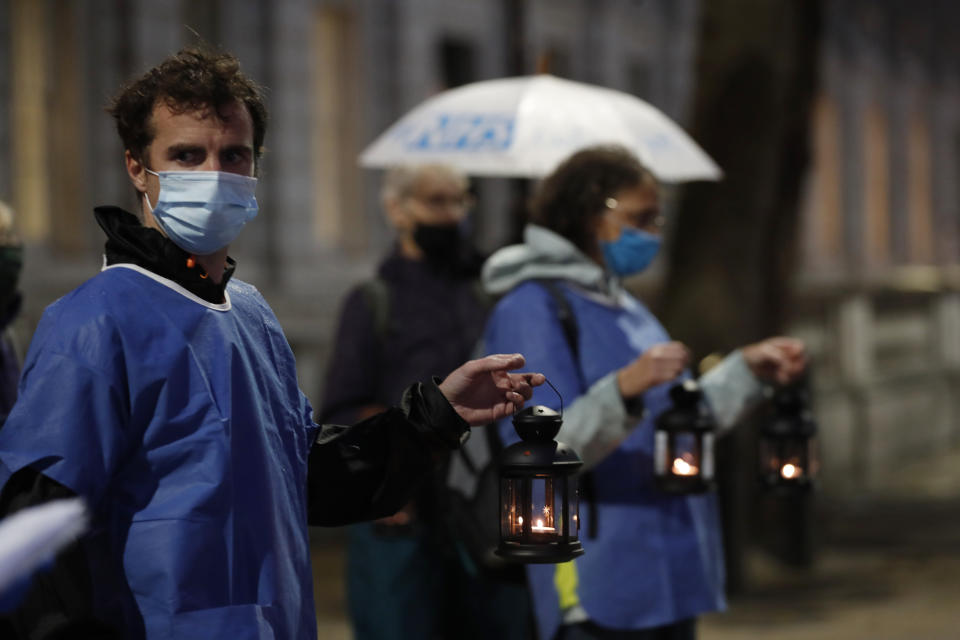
[0,201,19,246]
[380,164,469,204]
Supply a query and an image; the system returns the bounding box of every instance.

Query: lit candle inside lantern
[672,456,699,476]
[780,463,802,479]
[531,518,556,532]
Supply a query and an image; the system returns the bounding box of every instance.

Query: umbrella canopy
[359,74,722,182]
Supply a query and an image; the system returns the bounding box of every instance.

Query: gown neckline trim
[101,260,233,312]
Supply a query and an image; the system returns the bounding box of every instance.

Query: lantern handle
[543,377,563,416]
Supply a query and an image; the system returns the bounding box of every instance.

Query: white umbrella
[359,74,722,182]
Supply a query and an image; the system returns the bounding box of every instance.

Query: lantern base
[655,476,714,494]
[759,474,815,493]
[495,540,584,564]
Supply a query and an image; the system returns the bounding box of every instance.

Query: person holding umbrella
[320,163,532,640]
[480,145,807,640]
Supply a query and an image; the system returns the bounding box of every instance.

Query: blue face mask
[144,169,258,255]
[601,226,662,276]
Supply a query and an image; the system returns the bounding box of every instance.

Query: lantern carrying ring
[543,377,563,416]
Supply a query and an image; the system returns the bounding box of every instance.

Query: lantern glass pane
[759,438,782,475]
[808,436,820,476]
[530,476,558,538]
[549,475,566,537]
[654,430,668,476]
[500,477,524,540]
[563,475,579,539]
[701,432,714,480]
[782,438,807,479]
[760,433,819,483]
[669,433,701,478]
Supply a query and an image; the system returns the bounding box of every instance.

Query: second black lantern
[654,380,717,494]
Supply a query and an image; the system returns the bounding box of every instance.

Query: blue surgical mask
[601,227,662,276]
[144,169,258,255]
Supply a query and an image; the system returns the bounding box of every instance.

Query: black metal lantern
[654,380,717,494]
[759,381,818,491]
[497,381,584,564]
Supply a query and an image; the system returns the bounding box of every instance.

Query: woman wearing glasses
[480,146,806,640]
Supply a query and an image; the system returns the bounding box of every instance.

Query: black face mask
[413,223,463,269]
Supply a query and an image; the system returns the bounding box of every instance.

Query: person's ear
[587,210,604,241]
[125,150,148,194]
[384,195,413,231]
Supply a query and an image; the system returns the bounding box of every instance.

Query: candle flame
[672,456,699,476]
[531,519,556,533]
[781,463,801,479]
[518,516,523,526]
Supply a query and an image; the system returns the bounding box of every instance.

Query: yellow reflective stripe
[553,560,580,610]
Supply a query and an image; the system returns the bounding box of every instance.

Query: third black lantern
[759,380,818,491]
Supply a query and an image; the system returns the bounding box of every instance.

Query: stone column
[932,292,960,444]
[835,293,873,489]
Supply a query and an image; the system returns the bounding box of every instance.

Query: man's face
[125,99,255,229]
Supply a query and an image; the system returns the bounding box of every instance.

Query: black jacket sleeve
[307,378,469,526]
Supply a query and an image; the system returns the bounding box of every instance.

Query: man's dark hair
[530,145,656,255]
[107,47,267,167]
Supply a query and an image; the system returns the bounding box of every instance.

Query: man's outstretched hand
[439,354,546,426]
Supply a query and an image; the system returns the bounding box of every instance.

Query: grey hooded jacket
[480,224,764,470]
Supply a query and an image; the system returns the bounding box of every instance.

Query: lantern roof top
[656,381,716,433]
[499,439,582,472]
[513,404,563,441]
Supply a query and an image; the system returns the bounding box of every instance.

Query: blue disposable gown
[0,264,319,638]
[484,280,725,639]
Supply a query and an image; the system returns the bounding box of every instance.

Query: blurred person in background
[0,48,543,640]
[320,163,532,639]
[480,145,807,640]
[0,202,22,426]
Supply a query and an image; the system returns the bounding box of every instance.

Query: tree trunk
[658,0,822,592]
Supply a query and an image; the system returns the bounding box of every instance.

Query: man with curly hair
[0,48,542,639]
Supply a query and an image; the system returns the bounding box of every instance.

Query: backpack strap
[534,279,599,540]
[537,280,581,381]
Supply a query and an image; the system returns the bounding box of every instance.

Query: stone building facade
[0,0,957,496]
[794,1,960,494]
[0,0,701,404]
